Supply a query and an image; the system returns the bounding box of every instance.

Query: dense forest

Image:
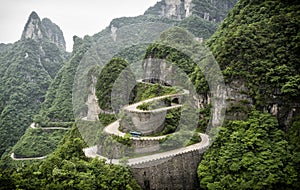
[198,0,300,189]
[0,126,140,189]
[0,0,299,189]
[35,36,92,125]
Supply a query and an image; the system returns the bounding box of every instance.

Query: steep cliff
[208,0,300,127]
[35,36,91,124]
[21,11,44,41]
[21,11,66,51]
[145,0,237,21]
[41,18,66,50]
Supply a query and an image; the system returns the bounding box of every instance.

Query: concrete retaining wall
[131,149,203,190]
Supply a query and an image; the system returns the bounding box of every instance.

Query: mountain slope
[10,0,238,158]
[0,12,67,156]
[208,0,300,125]
[1,126,141,189]
[8,36,91,158]
[198,0,300,189]
[35,36,92,124]
[199,110,297,189]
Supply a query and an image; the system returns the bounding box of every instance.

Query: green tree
[3,125,140,190]
[198,110,298,189]
[96,58,134,111]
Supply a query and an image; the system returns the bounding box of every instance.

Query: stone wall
[131,149,203,190]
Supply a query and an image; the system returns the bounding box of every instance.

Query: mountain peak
[41,18,66,50]
[21,11,44,41]
[29,11,39,19]
[21,11,66,50]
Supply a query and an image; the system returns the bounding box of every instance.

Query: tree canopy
[198,110,298,189]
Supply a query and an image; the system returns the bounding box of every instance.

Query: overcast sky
[0,0,159,51]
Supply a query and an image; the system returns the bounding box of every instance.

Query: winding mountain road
[11,123,70,161]
[30,123,70,130]
[104,120,167,140]
[84,133,209,166]
[10,153,47,161]
[84,84,210,166]
[12,81,210,163]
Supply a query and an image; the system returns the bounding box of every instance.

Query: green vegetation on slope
[98,113,117,127]
[208,0,300,112]
[35,36,92,124]
[144,43,196,75]
[144,27,209,97]
[192,0,238,22]
[143,28,211,133]
[13,128,67,158]
[161,107,181,135]
[198,0,300,189]
[11,36,93,160]
[288,115,300,187]
[198,110,298,189]
[133,82,178,103]
[0,126,141,189]
[0,11,68,156]
[96,58,134,111]
[177,15,218,39]
[0,38,66,156]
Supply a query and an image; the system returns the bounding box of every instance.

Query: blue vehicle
[129,131,142,137]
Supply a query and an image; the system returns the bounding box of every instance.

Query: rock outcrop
[21,11,66,50]
[145,0,189,20]
[145,0,237,21]
[41,18,66,50]
[21,11,44,41]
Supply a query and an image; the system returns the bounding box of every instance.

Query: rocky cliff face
[20,12,67,78]
[145,0,191,20]
[192,0,237,22]
[162,0,190,20]
[207,0,300,129]
[41,18,66,50]
[21,12,44,41]
[21,11,66,50]
[145,0,237,21]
